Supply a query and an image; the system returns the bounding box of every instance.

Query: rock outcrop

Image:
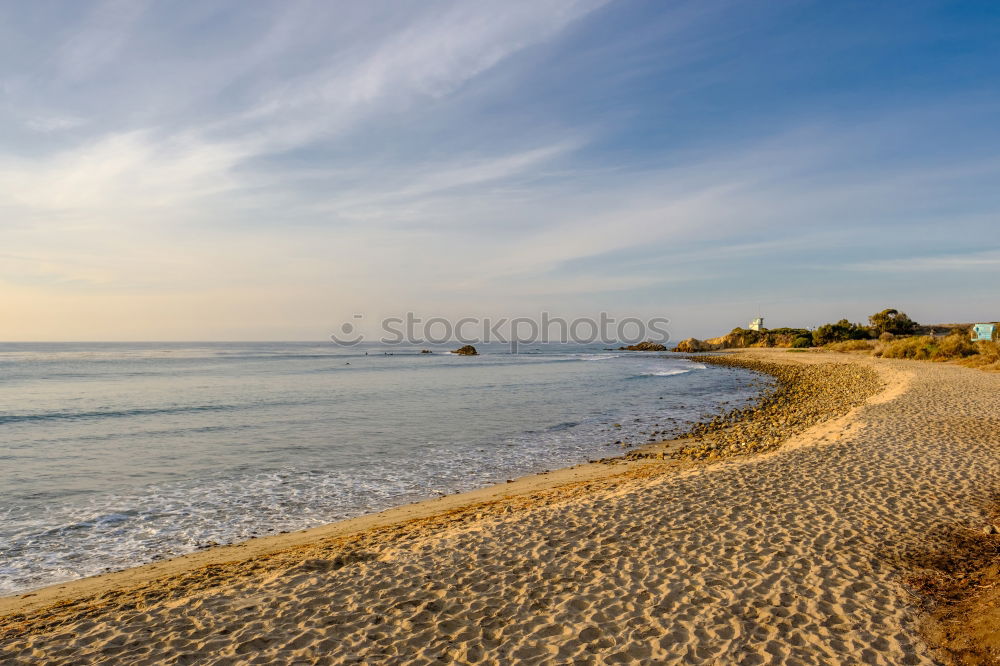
[620,341,667,352]
[673,338,721,353]
[705,327,813,349]
[451,345,478,356]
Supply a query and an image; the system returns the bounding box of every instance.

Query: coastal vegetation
[813,309,918,345]
[836,328,1000,371]
[868,308,918,336]
[823,339,876,353]
[875,334,977,361]
[677,307,1000,371]
[812,319,871,345]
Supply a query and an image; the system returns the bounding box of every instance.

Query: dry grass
[958,341,1000,372]
[866,335,1000,372]
[875,334,978,361]
[825,339,876,353]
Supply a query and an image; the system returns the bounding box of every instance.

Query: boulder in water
[624,340,667,351]
[451,345,479,356]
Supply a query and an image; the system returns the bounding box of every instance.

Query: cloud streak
[1,1,999,339]
[846,251,1000,273]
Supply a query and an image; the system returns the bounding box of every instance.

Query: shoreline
[0,352,722,605]
[0,349,889,630]
[13,347,993,663]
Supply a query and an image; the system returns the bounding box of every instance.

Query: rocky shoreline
[629,354,885,461]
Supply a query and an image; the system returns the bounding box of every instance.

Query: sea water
[0,342,770,594]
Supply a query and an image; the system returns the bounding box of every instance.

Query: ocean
[0,342,770,594]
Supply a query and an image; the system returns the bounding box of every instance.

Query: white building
[749,317,764,332]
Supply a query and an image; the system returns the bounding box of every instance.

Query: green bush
[791,336,812,348]
[876,336,934,359]
[812,319,872,345]
[716,327,812,348]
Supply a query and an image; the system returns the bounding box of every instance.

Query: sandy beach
[3,349,999,664]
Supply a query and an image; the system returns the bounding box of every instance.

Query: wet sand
[3,349,999,664]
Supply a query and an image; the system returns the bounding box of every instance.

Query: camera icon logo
[330,314,364,346]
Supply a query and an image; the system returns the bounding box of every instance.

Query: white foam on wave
[639,368,693,376]
[637,360,706,377]
[0,404,698,595]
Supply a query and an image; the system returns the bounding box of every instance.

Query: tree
[868,308,917,336]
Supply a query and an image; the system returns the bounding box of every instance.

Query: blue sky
[2,0,999,340]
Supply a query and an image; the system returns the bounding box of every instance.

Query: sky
[2,0,999,341]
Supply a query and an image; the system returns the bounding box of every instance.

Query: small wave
[637,368,693,377]
[0,345,765,595]
[0,402,270,425]
[36,511,138,538]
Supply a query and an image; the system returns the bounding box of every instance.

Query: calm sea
[0,342,769,594]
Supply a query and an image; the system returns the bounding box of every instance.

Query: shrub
[813,319,872,345]
[791,336,812,348]
[878,332,895,342]
[959,340,1000,372]
[868,308,917,336]
[760,328,812,347]
[876,336,938,360]
[713,327,813,348]
[876,333,976,361]
[935,334,978,358]
[978,340,1000,361]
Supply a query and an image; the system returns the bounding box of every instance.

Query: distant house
[971,323,996,342]
[749,317,764,332]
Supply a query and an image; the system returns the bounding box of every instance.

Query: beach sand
[3,349,999,664]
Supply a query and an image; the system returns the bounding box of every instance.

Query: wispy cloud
[23,115,88,133]
[0,131,244,216]
[2,0,999,339]
[846,250,1000,273]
